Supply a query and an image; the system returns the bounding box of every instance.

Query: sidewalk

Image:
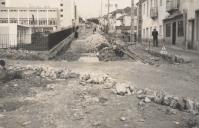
[141,43,199,64]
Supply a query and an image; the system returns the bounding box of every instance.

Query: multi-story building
[164,0,199,50]
[137,0,169,42]
[0,7,59,32]
[0,0,74,29]
[0,0,75,48]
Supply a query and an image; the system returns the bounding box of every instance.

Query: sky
[76,0,132,18]
[7,0,138,18]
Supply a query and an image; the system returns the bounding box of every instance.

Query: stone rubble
[0,49,46,60]
[187,115,199,128]
[85,33,109,52]
[106,79,199,115]
[8,65,79,80]
[79,73,116,89]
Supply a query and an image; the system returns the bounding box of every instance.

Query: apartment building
[0,7,59,32]
[138,0,168,42]
[0,0,74,29]
[164,0,199,50]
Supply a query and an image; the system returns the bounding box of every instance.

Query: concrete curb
[146,49,191,64]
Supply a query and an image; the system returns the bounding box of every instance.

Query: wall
[17,25,31,44]
[180,0,199,50]
[141,0,168,41]
[0,24,17,48]
[59,0,74,28]
[164,17,185,48]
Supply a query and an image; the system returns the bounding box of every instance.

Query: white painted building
[138,0,168,41]
[0,7,59,32]
[0,0,74,28]
[164,0,199,50]
[0,24,31,48]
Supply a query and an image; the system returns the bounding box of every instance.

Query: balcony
[150,7,158,19]
[166,0,180,13]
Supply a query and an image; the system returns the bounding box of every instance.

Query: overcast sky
[8,0,138,18]
[76,0,132,18]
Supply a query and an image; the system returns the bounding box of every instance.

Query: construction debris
[85,33,109,52]
[0,49,47,60]
[8,65,79,80]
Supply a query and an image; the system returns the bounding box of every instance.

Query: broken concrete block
[81,74,91,81]
[165,108,177,115]
[129,85,136,93]
[184,99,198,114]
[115,83,128,96]
[136,89,146,95]
[163,95,174,106]
[144,97,151,103]
[170,97,180,109]
[154,91,165,105]
[120,117,126,121]
[187,115,199,128]
[137,94,146,100]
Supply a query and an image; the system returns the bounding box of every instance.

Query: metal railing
[0,27,75,51]
[48,27,74,49]
[0,33,48,51]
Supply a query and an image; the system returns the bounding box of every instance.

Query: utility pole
[130,0,135,43]
[101,0,103,17]
[107,0,110,33]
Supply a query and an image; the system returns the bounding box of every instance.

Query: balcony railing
[150,7,158,19]
[166,0,180,13]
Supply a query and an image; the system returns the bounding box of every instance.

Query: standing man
[152,29,159,47]
[0,60,7,83]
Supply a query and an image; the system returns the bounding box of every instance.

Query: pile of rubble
[79,73,116,89]
[84,33,109,52]
[147,49,191,64]
[97,47,118,61]
[8,65,79,80]
[0,49,46,60]
[113,82,199,115]
[79,73,199,115]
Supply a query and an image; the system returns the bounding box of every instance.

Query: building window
[178,21,184,37]
[60,9,63,12]
[143,29,145,38]
[30,10,37,12]
[10,10,17,12]
[60,4,63,6]
[0,18,8,23]
[147,0,149,17]
[1,2,5,5]
[146,28,149,38]
[160,0,162,6]
[159,25,162,36]
[166,23,171,37]
[143,4,145,15]
[60,15,63,17]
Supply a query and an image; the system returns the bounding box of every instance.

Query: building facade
[0,7,59,32]
[0,0,74,28]
[164,0,199,50]
[138,0,168,42]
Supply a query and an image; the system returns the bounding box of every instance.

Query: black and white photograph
[0,0,199,127]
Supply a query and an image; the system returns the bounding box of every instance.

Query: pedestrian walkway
[140,41,199,65]
[149,45,199,65]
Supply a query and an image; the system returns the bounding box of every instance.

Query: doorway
[196,11,199,45]
[189,20,195,49]
[172,22,176,45]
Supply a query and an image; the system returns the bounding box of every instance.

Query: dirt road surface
[0,28,198,128]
